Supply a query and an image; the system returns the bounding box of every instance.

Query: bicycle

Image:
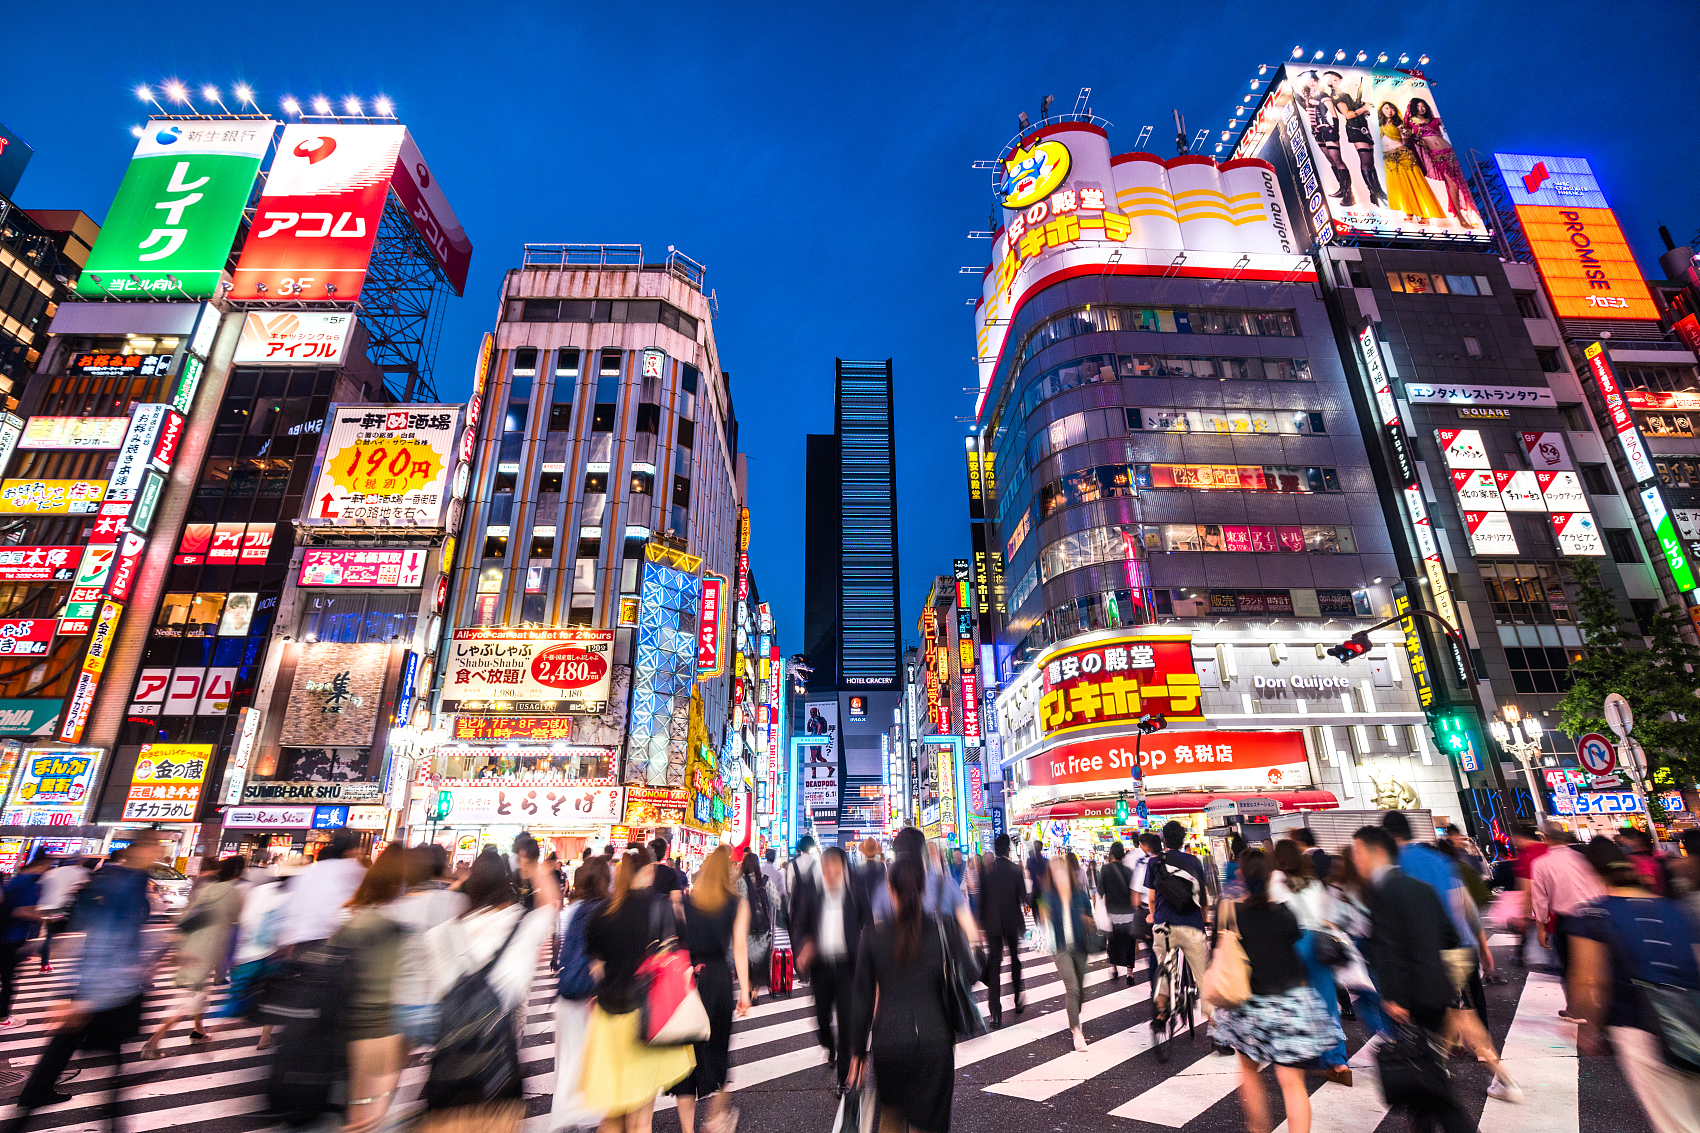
[1149,924,1200,1063]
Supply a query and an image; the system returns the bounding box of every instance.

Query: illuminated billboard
[77,120,272,299]
[229,124,404,302]
[1236,65,1487,245]
[973,117,1307,413]
[392,130,472,295]
[303,405,463,528]
[234,311,354,365]
[1492,154,1657,321]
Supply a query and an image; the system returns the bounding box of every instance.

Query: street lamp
[1488,706,1547,822]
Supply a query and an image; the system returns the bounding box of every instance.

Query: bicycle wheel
[1151,954,1181,1063]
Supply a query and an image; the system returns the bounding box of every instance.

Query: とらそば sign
[1036,634,1202,738]
[435,782,624,825]
[441,627,614,715]
[306,405,461,529]
[1021,729,1311,805]
[121,742,213,822]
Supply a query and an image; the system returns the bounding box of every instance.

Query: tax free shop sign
[1019,730,1311,807]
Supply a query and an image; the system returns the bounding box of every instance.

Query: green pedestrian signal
[1115,795,1130,824]
[1430,712,1481,773]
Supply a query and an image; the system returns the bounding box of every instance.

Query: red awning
[1014,789,1340,824]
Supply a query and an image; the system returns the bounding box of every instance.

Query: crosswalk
[0,932,1643,1133]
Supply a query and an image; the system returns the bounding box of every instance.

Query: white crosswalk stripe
[0,931,1606,1133]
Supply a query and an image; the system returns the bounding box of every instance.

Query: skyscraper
[800,359,902,846]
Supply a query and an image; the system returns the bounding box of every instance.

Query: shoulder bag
[636,897,711,1046]
[1602,898,1700,1072]
[1199,900,1251,1009]
[1376,1021,1452,1109]
[937,914,988,1040]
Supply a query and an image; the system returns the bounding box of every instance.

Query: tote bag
[636,901,711,1046]
[1199,900,1251,1009]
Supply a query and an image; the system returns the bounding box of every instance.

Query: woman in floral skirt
[1211,848,1344,1133]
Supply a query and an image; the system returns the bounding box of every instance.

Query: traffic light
[1115,794,1130,824]
[1325,632,1372,663]
[1430,710,1481,773]
[1136,712,1167,734]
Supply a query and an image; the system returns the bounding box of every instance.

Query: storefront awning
[1014,789,1340,824]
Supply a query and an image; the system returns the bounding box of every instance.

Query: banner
[1021,730,1311,805]
[224,806,314,829]
[0,480,106,514]
[122,742,213,822]
[305,405,462,528]
[4,746,103,820]
[441,627,614,714]
[298,547,429,587]
[436,782,623,825]
[1036,634,1202,738]
[234,311,354,365]
[800,699,839,808]
[391,129,472,295]
[229,124,405,302]
[76,119,273,298]
[19,417,128,450]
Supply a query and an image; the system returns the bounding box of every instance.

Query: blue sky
[4,0,1695,660]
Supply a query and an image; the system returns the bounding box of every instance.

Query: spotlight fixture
[1398,54,1409,65]
[164,80,188,102]
[343,96,361,115]
[134,85,152,102]
[201,85,219,100]
[1291,46,1304,58]
[373,96,393,116]
[1355,51,1367,62]
[1333,49,1346,61]
[233,83,254,103]
[1377,52,1389,63]
[313,96,332,114]
[281,97,301,115]
[1313,50,1324,60]
[130,125,144,137]
[1418,54,1429,64]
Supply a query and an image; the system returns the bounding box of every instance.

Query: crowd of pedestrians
[0,815,1695,1133]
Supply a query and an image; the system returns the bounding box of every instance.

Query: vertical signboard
[229,124,406,302]
[77,120,274,298]
[59,599,124,743]
[1391,582,1435,710]
[1584,341,1657,485]
[1642,486,1699,596]
[697,573,726,678]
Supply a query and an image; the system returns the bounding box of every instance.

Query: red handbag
[636,900,711,1046]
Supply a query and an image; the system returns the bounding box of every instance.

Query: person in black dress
[848,856,955,1133]
[667,845,750,1133]
[1099,841,1139,985]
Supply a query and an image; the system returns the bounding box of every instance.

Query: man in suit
[1292,826,1332,883]
[980,833,1028,1027]
[795,846,869,1088]
[1352,825,1471,1133]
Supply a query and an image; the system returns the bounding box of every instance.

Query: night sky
[4,0,1695,660]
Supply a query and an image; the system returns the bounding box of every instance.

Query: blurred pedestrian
[34,855,89,974]
[0,834,163,1133]
[1041,852,1095,1051]
[1100,841,1138,985]
[323,845,408,1133]
[579,847,693,1133]
[552,855,611,1132]
[390,845,469,1049]
[736,851,780,1003]
[141,854,244,1058]
[1530,820,1605,1023]
[1325,852,1386,1036]
[1618,827,1670,896]
[1290,827,1332,885]
[421,847,560,1133]
[278,829,366,949]
[979,833,1027,1027]
[1145,821,1213,1031]
[0,851,50,1026]
[848,856,963,1133]
[666,846,751,1133]
[1270,840,1350,1084]
[1211,848,1343,1133]
[853,839,885,912]
[1354,826,1471,1133]
[1572,860,1700,1133]
[220,859,293,1049]
[796,846,869,1089]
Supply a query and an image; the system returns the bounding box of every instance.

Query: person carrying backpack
[737,851,779,1001]
[551,856,611,1132]
[1144,820,1214,1029]
[420,849,561,1133]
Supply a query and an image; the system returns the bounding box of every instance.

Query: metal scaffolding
[357,195,453,403]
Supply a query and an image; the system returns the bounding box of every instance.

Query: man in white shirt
[34,858,90,974]
[797,847,867,1089]
[277,831,367,948]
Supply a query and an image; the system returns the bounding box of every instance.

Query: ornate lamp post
[1488,705,1547,824]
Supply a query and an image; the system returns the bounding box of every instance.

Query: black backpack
[1150,854,1201,916]
[746,879,771,938]
[267,936,358,1126]
[426,917,527,1111]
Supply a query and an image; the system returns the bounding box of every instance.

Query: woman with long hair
[1041,853,1095,1051]
[420,849,560,1133]
[736,850,779,1003]
[552,855,611,1132]
[1270,840,1349,1084]
[1099,841,1139,986]
[1375,102,1444,224]
[1403,97,1481,226]
[390,845,469,1049]
[580,847,694,1133]
[325,845,409,1133]
[1211,849,1342,1133]
[848,856,963,1133]
[666,845,751,1133]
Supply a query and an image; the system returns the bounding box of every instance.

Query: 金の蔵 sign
[121,742,213,822]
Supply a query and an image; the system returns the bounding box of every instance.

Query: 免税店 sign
[1037,633,1202,738]
[1021,729,1311,805]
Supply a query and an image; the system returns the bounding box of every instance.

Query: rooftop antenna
[1073,87,1091,116]
[1135,125,1153,150]
[1173,110,1188,155]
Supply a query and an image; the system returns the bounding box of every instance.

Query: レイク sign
[1021,730,1311,805]
[1037,634,1202,737]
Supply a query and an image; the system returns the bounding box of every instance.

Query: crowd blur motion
[0,816,1699,1133]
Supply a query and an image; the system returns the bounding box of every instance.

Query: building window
[477,567,503,593]
[1560,403,1590,431]
[672,476,691,507]
[1604,528,1641,564]
[1579,464,1615,495]
[583,471,607,494]
[530,527,556,561]
[540,465,563,494]
[1537,349,1563,373]
[513,348,538,377]
[1463,336,1482,357]
[572,559,596,594]
[494,465,518,494]
[483,527,509,559]
[635,403,660,434]
[550,350,577,431]
[677,419,695,449]
[1503,646,1576,694]
[1516,293,1542,318]
[521,593,547,624]
[1481,561,1570,624]
[631,470,655,495]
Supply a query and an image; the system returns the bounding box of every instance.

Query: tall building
[0,111,474,871]
[432,245,765,866]
[1237,66,1659,839]
[801,359,902,847]
[975,105,1455,862]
